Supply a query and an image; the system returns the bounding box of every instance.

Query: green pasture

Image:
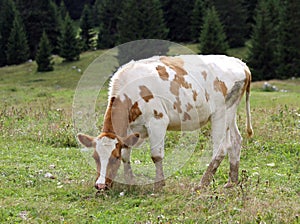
[0,48,299,223]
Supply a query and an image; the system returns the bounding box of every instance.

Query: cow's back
[109,55,249,132]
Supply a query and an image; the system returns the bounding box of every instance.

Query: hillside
[0,45,299,223]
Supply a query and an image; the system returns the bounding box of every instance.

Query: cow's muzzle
[95,183,112,191]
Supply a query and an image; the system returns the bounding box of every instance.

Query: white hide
[95,137,118,185]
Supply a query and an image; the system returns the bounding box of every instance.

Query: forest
[0,0,299,80]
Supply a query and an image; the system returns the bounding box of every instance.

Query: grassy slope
[0,47,299,223]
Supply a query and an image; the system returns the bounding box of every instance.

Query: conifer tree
[199,7,228,54]
[36,31,53,72]
[15,0,61,58]
[276,0,300,78]
[93,0,102,27]
[6,12,29,65]
[96,0,122,49]
[59,13,81,61]
[213,0,248,48]
[47,1,61,54]
[80,4,95,51]
[0,0,17,66]
[161,0,195,42]
[117,0,169,65]
[190,0,211,41]
[118,0,168,44]
[241,0,258,38]
[58,0,68,20]
[247,0,277,81]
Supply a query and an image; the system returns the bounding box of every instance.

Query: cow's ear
[122,133,140,148]
[77,133,96,148]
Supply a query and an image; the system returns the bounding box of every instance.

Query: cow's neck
[101,96,130,138]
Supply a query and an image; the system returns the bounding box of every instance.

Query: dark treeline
[0,0,299,80]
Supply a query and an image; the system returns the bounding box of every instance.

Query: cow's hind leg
[197,111,231,189]
[224,117,242,188]
[147,117,168,190]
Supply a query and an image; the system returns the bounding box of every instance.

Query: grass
[0,47,299,223]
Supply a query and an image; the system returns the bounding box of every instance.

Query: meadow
[0,48,299,223]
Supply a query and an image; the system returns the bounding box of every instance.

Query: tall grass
[0,100,76,147]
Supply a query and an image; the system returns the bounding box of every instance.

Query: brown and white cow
[77,55,253,190]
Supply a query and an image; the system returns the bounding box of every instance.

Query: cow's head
[77,132,139,190]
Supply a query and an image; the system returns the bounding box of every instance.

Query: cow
[77,55,253,191]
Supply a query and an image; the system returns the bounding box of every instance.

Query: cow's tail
[245,66,253,138]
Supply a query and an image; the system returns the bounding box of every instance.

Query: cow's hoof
[193,183,208,192]
[154,180,165,191]
[223,182,238,188]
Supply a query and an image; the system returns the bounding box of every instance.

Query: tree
[36,31,54,72]
[0,0,17,66]
[241,0,258,38]
[190,0,211,41]
[61,0,94,20]
[40,1,61,55]
[96,0,123,49]
[6,12,29,65]
[59,13,81,61]
[161,0,195,42]
[247,0,278,81]
[58,0,68,20]
[80,4,95,51]
[93,0,102,27]
[15,0,61,58]
[117,0,169,65]
[276,0,300,78]
[199,7,229,54]
[118,0,168,44]
[213,0,248,48]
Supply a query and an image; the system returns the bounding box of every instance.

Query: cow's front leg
[121,148,136,185]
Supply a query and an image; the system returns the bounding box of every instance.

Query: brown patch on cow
[156,65,169,81]
[160,56,186,76]
[186,103,193,112]
[129,102,142,123]
[102,97,116,134]
[192,90,198,101]
[243,68,252,95]
[102,95,142,138]
[202,71,208,80]
[173,97,182,113]
[160,56,192,96]
[214,78,227,97]
[170,76,192,96]
[170,80,180,96]
[139,85,154,102]
[183,112,191,121]
[111,143,122,158]
[153,110,163,119]
[205,90,210,102]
